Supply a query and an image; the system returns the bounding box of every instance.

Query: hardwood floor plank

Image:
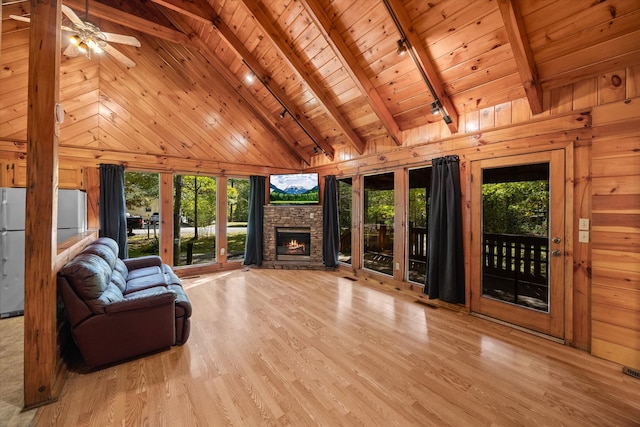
[24,268,640,426]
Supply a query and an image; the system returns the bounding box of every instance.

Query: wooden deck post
[23,0,62,408]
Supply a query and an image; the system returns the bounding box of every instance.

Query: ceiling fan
[9,4,141,68]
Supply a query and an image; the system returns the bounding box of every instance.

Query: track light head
[431,101,440,115]
[313,146,319,154]
[396,39,407,56]
[279,109,287,119]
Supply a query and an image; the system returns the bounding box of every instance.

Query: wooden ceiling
[2,0,640,170]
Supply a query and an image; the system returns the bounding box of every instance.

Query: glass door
[470,151,565,338]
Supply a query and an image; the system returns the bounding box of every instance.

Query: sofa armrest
[124,255,163,270]
[105,287,175,314]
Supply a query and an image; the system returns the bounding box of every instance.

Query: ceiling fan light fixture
[77,41,89,53]
[69,34,81,46]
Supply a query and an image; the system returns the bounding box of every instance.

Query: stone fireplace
[263,205,323,268]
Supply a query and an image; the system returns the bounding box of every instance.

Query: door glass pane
[173,174,217,266]
[125,171,160,257]
[481,163,550,312]
[227,178,249,262]
[338,177,352,264]
[363,173,394,276]
[408,167,431,284]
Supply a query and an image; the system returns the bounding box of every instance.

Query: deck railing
[482,233,548,285]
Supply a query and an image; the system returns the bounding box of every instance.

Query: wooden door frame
[462,148,574,343]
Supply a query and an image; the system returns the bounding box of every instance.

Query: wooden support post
[393,170,407,282]
[160,172,173,266]
[23,0,62,408]
[216,176,228,264]
[351,175,362,271]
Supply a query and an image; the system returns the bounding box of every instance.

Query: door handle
[552,250,561,256]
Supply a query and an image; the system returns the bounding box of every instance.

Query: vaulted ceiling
[2,0,640,170]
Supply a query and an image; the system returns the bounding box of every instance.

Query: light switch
[310,213,314,219]
[579,218,589,231]
[579,231,589,243]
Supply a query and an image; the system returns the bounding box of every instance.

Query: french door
[470,151,565,338]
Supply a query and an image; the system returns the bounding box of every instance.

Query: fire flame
[287,239,305,253]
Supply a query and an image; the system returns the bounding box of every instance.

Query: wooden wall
[590,71,640,370]
[311,67,640,370]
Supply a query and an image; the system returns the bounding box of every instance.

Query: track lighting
[246,72,255,83]
[279,109,287,119]
[383,0,453,126]
[431,101,440,115]
[313,146,319,154]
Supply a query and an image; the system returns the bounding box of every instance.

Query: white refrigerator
[0,188,86,317]
[0,188,26,318]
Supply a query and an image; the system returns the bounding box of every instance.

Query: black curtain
[425,155,465,304]
[244,175,265,266]
[323,175,339,268]
[99,164,128,259]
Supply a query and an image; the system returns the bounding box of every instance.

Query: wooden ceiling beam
[150,0,335,160]
[63,0,192,45]
[240,0,365,154]
[158,9,312,165]
[384,0,459,134]
[299,0,402,146]
[497,0,543,115]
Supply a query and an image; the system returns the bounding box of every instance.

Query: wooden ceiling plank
[239,0,363,155]
[63,0,192,46]
[384,0,459,133]
[166,1,334,159]
[156,8,312,165]
[497,0,544,115]
[299,0,402,146]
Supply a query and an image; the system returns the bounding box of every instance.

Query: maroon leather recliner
[57,237,191,368]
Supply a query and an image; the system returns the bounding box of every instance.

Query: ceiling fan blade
[61,5,85,27]
[102,32,141,47]
[9,14,31,23]
[63,43,80,58]
[102,43,136,68]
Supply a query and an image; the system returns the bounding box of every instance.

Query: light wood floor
[0,315,38,427]
[15,268,640,425]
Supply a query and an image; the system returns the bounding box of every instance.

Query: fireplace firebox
[276,227,311,261]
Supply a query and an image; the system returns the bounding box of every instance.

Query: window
[337,177,352,264]
[124,171,160,257]
[408,167,431,284]
[173,174,217,266]
[363,173,394,276]
[227,177,249,262]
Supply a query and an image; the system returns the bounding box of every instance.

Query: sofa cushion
[59,253,124,314]
[82,242,118,270]
[115,258,129,279]
[125,272,167,294]
[111,268,127,293]
[127,265,163,281]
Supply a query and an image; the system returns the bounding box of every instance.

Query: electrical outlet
[395,262,400,271]
[220,248,225,255]
[310,213,314,219]
[579,218,589,231]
